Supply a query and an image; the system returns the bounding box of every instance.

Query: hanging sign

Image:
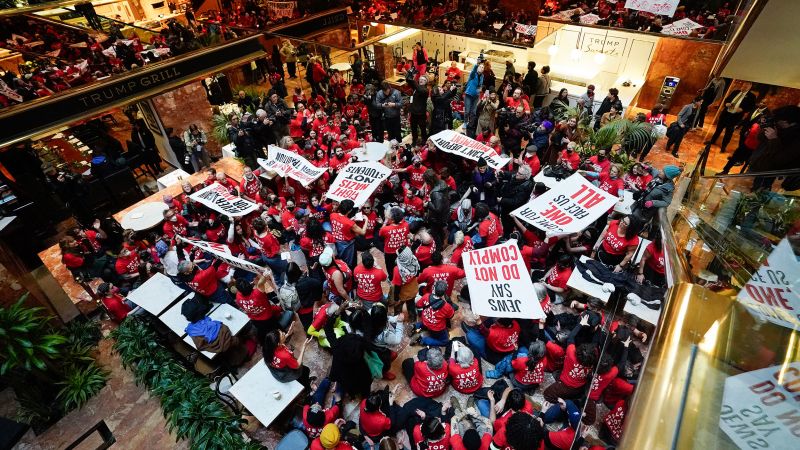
[258,145,326,186]
[325,161,392,207]
[429,130,511,170]
[190,182,259,217]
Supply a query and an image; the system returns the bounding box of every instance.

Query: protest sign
[190,182,259,217]
[258,145,326,186]
[624,0,680,17]
[719,363,800,448]
[512,173,618,234]
[736,238,800,329]
[661,18,703,36]
[514,23,538,36]
[429,130,511,170]
[176,236,265,274]
[463,240,546,320]
[350,142,389,162]
[326,161,392,207]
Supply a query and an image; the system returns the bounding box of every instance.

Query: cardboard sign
[661,18,703,36]
[325,161,392,207]
[258,146,326,187]
[176,236,265,274]
[463,240,546,320]
[719,363,800,448]
[190,182,259,217]
[514,23,538,36]
[736,238,800,329]
[430,130,511,170]
[512,173,618,234]
[624,0,680,18]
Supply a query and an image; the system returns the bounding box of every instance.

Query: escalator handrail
[659,208,692,286]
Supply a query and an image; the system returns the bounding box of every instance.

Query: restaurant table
[159,294,195,335]
[566,255,612,302]
[157,169,191,190]
[614,190,635,215]
[623,294,662,325]
[533,169,562,189]
[183,335,217,360]
[329,62,352,72]
[207,304,251,336]
[229,359,304,427]
[125,272,187,315]
[119,202,169,231]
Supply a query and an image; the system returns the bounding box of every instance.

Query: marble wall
[151,82,222,159]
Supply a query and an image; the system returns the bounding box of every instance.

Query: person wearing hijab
[449,198,476,243]
[389,245,420,322]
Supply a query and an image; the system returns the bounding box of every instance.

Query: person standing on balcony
[412,42,428,82]
[280,40,298,79]
[705,81,756,153]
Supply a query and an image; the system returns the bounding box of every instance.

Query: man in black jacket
[498,164,534,233]
[423,169,451,249]
[706,81,756,153]
[406,72,430,146]
[523,61,538,97]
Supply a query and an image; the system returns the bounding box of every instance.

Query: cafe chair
[276,429,309,450]
[212,373,241,415]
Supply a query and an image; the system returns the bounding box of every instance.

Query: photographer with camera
[430,82,460,135]
[265,90,292,143]
[183,124,210,171]
[375,81,403,142]
[405,70,430,146]
[476,90,500,136]
[227,113,259,169]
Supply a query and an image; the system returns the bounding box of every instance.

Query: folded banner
[190,182,259,217]
[463,240,546,320]
[429,130,511,170]
[512,173,618,234]
[514,23,538,36]
[176,236,265,274]
[719,363,800,450]
[736,238,800,329]
[258,145,326,186]
[624,0,680,18]
[325,161,392,207]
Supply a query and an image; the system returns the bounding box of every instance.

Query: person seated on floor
[541,398,582,450]
[176,259,233,305]
[262,323,314,388]
[462,315,520,365]
[234,270,293,342]
[311,421,357,450]
[181,296,253,367]
[411,280,455,347]
[359,386,400,445]
[97,282,141,322]
[402,347,449,398]
[300,377,341,440]
[448,340,483,395]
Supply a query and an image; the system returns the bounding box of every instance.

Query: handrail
[658,208,691,287]
[61,7,164,35]
[701,167,800,179]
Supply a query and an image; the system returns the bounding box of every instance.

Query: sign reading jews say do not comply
[512,173,618,234]
[326,161,392,207]
[190,182,259,217]
[463,240,546,320]
[719,362,800,449]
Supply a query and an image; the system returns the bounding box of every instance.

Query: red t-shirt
[270,344,299,370]
[588,155,611,173]
[604,400,627,442]
[325,260,353,299]
[303,404,340,438]
[448,358,483,393]
[512,356,545,385]
[379,222,410,255]
[560,344,593,389]
[115,253,140,276]
[451,432,492,450]
[521,153,541,176]
[598,173,624,197]
[330,212,356,241]
[416,294,454,332]
[310,439,354,450]
[236,289,281,321]
[359,400,392,437]
[406,165,428,190]
[418,264,466,296]
[589,366,619,401]
[163,215,189,238]
[487,322,520,353]
[478,213,502,246]
[560,150,581,171]
[544,341,566,372]
[645,242,665,274]
[102,293,132,322]
[415,242,436,266]
[450,236,474,268]
[549,427,576,450]
[601,220,640,256]
[62,252,85,269]
[410,360,449,397]
[256,232,281,258]
[545,264,572,290]
[413,423,451,450]
[353,266,387,302]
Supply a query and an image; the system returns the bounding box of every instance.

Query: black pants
[410,113,427,146]
[721,145,752,174]
[708,112,743,152]
[401,358,415,385]
[665,127,687,155]
[385,253,397,283]
[638,141,656,162]
[695,101,712,128]
[384,116,402,142]
[369,115,384,142]
[286,61,296,77]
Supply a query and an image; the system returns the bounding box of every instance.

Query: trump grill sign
[463,240,546,320]
[512,173,618,235]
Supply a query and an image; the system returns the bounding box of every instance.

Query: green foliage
[62,319,102,350]
[56,363,108,412]
[576,119,654,173]
[212,113,231,145]
[0,296,67,376]
[111,319,262,449]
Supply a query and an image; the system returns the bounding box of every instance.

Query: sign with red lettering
[190,182,259,217]
[719,363,800,449]
[463,240,545,320]
[660,18,703,36]
[176,235,266,274]
[325,161,392,207]
[736,238,800,329]
[258,146,326,187]
[624,0,680,17]
[430,130,511,170]
[511,173,618,234]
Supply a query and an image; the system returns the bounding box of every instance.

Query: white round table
[329,62,352,72]
[120,202,169,231]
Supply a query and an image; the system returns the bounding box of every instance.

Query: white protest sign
[512,173,618,234]
[719,363,800,448]
[736,238,800,329]
[430,130,511,170]
[258,146,326,186]
[624,0,680,18]
[190,182,259,217]
[661,18,703,36]
[326,161,392,207]
[463,240,546,320]
[514,23,538,36]
[350,142,389,162]
[176,236,265,274]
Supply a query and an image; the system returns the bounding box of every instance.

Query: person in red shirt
[97,282,134,322]
[637,230,666,287]
[475,203,503,248]
[59,236,92,275]
[394,156,428,190]
[593,215,641,270]
[403,190,425,217]
[251,217,289,285]
[114,246,141,281]
[234,271,287,341]
[412,280,454,347]
[448,341,483,394]
[302,378,341,439]
[505,88,531,113]
[402,347,449,398]
[583,352,624,425]
[414,231,436,268]
[587,148,612,173]
[354,203,379,250]
[418,252,466,296]
[541,253,574,304]
[330,200,365,268]
[379,207,410,281]
[623,163,653,193]
[445,61,462,83]
[413,416,451,450]
[239,166,263,202]
[516,145,541,176]
[163,208,190,239]
[557,144,581,171]
[319,247,354,303]
[720,113,764,174]
[541,398,582,449]
[358,388,397,441]
[543,340,598,402]
[481,318,520,364]
[582,163,624,197]
[492,411,545,450]
[509,340,547,393]
[310,422,355,450]
[262,326,314,388]
[450,231,474,268]
[353,251,387,304]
